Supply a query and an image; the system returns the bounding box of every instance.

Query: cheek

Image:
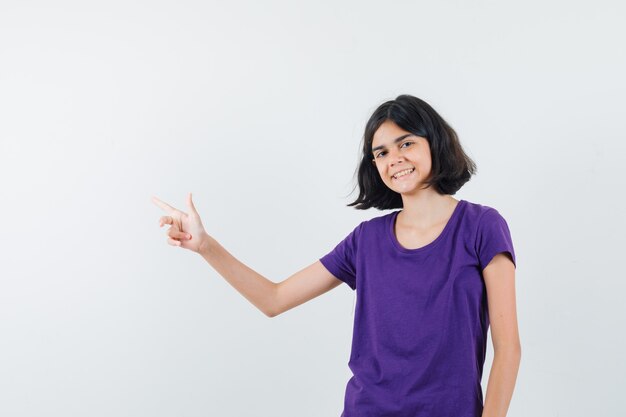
[417,152,433,172]
[417,162,431,177]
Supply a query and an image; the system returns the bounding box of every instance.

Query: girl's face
[371,120,433,194]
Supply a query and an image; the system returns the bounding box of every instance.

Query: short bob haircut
[347,94,477,210]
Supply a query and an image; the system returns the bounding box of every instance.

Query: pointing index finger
[151,196,176,213]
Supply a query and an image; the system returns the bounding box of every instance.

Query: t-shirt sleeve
[318,222,363,290]
[475,208,516,271]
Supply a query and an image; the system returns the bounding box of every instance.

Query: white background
[1,1,624,416]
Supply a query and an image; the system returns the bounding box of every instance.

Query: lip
[391,167,415,180]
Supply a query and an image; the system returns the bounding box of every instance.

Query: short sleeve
[475,208,516,271]
[319,222,363,290]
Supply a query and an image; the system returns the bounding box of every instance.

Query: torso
[319,198,513,416]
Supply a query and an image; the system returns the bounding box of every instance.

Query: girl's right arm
[153,193,342,318]
[199,236,342,318]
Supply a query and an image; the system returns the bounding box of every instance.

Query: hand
[152,192,211,254]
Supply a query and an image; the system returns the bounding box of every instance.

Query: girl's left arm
[481,253,522,417]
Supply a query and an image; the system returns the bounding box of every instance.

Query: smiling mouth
[392,168,415,180]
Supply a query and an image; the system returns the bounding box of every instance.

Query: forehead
[371,120,414,149]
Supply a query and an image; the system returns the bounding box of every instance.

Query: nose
[387,150,407,167]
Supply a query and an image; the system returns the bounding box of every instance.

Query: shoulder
[361,210,397,233]
[464,200,516,269]
[366,210,397,225]
[461,199,508,226]
[343,211,396,243]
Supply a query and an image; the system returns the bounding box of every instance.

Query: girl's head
[347,94,477,210]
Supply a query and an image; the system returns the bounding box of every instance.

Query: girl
[152,94,520,417]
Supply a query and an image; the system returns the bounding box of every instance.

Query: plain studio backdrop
[1,1,624,416]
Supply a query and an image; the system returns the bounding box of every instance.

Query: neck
[397,190,459,229]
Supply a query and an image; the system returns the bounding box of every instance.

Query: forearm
[481,347,521,417]
[199,235,277,318]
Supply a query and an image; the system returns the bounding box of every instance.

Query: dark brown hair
[347,94,477,210]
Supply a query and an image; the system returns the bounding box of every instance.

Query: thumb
[187,192,198,214]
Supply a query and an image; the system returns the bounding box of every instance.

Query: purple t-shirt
[319,199,516,417]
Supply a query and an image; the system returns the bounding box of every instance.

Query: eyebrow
[371,134,413,153]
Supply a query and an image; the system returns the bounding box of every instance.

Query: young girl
[152,94,520,417]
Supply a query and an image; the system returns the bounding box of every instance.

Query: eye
[375,141,413,158]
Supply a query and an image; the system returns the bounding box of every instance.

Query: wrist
[198,233,214,255]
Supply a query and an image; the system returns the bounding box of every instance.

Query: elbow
[265,283,281,318]
[266,299,285,317]
[265,303,280,318]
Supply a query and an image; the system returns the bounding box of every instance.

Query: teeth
[393,168,414,179]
